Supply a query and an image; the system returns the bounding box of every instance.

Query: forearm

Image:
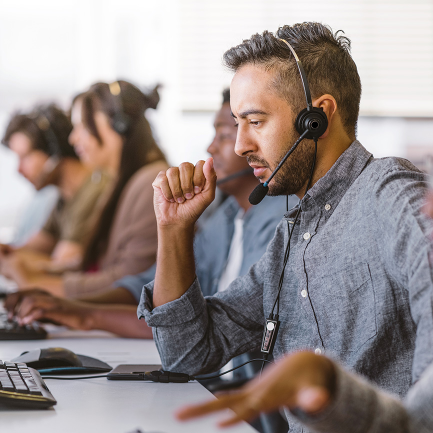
[89,305,152,338]
[153,225,196,307]
[78,287,137,305]
[18,273,64,296]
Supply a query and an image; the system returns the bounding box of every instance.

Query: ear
[313,95,337,139]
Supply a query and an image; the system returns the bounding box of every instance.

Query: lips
[248,164,267,178]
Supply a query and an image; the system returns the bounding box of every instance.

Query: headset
[248,38,328,206]
[28,110,61,159]
[216,167,254,186]
[108,81,131,136]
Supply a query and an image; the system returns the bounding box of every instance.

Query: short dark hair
[223,22,361,138]
[222,88,230,105]
[2,104,77,159]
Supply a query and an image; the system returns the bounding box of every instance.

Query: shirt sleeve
[113,264,157,302]
[137,251,270,375]
[372,161,433,382]
[290,363,409,433]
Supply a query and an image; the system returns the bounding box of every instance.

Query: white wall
[1,0,433,241]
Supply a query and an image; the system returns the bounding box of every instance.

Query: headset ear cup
[295,107,328,140]
[111,113,130,136]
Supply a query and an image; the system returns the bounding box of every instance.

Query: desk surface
[0,327,257,433]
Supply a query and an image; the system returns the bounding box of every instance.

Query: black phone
[106,364,162,380]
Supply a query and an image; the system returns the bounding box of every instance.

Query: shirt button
[325,204,331,211]
[303,232,311,240]
[315,348,322,355]
[301,289,308,298]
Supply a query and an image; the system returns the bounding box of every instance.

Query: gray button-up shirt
[139,141,433,432]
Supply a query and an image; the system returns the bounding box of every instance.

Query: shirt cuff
[137,277,206,327]
[290,364,406,433]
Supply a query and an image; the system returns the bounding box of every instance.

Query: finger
[176,394,241,420]
[166,167,185,203]
[4,292,23,315]
[179,162,195,199]
[202,157,217,194]
[193,160,206,194]
[20,308,47,326]
[153,171,174,203]
[16,296,44,319]
[218,401,261,427]
[296,386,330,414]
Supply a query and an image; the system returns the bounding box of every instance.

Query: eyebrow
[231,109,269,119]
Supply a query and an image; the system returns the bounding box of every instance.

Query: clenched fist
[152,158,217,229]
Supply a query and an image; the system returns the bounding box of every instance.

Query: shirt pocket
[317,263,377,354]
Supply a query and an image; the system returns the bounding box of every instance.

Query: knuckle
[166,167,179,178]
[179,162,193,171]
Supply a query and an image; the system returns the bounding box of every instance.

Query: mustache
[246,155,271,169]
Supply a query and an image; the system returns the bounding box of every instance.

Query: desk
[0,327,257,433]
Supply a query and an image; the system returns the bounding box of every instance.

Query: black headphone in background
[248,38,328,205]
[28,110,61,158]
[108,81,131,136]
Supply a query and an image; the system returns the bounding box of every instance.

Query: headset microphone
[216,167,253,186]
[248,38,328,206]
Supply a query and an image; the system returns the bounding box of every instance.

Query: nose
[234,123,255,157]
[207,136,217,156]
[68,128,77,146]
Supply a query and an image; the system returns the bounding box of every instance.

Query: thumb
[202,157,217,194]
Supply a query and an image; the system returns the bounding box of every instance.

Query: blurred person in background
[4,88,291,336]
[2,81,167,298]
[5,88,293,433]
[0,104,109,268]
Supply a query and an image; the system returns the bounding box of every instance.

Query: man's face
[8,132,50,189]
[231,64,315,196]
[207,102,250,188]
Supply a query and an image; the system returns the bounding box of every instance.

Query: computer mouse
[10,347,112,374]
[11,347,82,369]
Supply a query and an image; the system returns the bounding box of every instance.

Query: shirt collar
[301,140,372,211]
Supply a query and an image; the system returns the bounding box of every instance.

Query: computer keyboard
[0,360,57,408]
[0,312,47,340]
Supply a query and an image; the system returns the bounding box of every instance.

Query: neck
[294,135,354,200]
[57,159,91,200]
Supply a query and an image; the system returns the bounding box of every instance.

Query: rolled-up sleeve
[137,251,270,375]
[291,364,409,433]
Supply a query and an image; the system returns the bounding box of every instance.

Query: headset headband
[278,38,313,111]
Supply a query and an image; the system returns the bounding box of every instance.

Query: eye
[249,120,261,126]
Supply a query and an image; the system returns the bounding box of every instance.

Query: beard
[247,130,316,196]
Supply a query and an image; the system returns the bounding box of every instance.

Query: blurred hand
[176,351,336,428]
[152,158,217,228]
[4,289,92,330]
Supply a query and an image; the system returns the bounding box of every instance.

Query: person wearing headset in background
[137,22,433,433]
[2,81,168,297]
[176,350,433,433]
[5,88,292,339]
[0,104,109,269]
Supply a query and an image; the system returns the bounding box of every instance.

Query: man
[0,104,110,274]
[139,23,433,433]
[6,90,291,342]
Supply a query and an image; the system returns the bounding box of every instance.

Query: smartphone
[106,364,162,380]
